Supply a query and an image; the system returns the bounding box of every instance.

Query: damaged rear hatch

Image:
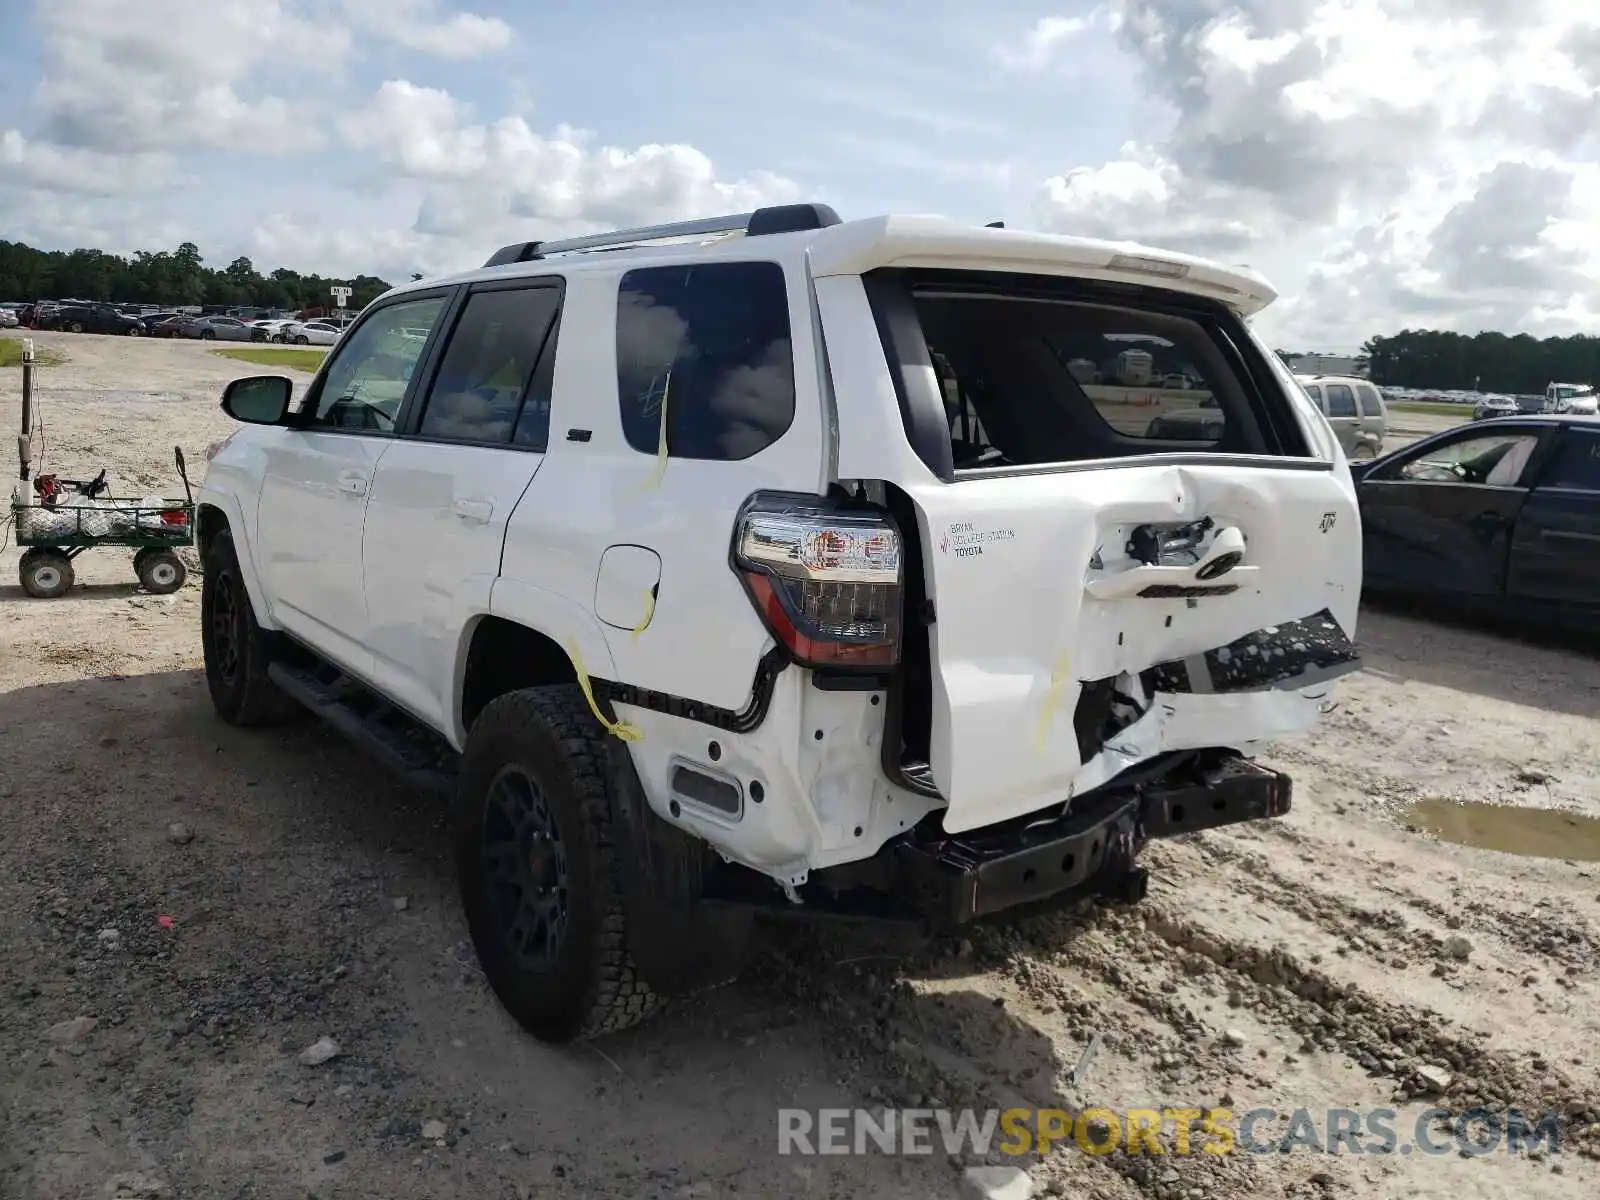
[816,239,1362,833]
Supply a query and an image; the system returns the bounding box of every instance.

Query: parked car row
[246,318,344,345]
[1,300,360,339]
[34,303,147,335]
[0,305,351,346]
[1383,383,1596,415]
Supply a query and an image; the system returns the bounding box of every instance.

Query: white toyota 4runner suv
[197,204,1362,1042]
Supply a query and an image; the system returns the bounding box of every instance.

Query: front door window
[305,297,448,432]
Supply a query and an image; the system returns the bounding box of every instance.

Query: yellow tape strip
[1032,650,1073,754]
[566,640,643,742]
[630,587,656,638]
[636,370,671,492]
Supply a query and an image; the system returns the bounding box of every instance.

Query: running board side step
[267,661,457,799]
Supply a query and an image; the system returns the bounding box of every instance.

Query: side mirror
[221,375,293,424]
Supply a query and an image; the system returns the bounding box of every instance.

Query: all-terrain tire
[456,687,661,1042]
[201,528,301,725]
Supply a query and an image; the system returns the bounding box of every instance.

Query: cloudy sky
[3,0,1599,350]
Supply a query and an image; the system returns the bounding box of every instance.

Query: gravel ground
[2,330,1598,1200]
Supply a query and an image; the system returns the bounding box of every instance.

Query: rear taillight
[732,492,903,670]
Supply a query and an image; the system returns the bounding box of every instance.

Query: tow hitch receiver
[892,753,1291,926]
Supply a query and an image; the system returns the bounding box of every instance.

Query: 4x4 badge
[1319,512,1337,533]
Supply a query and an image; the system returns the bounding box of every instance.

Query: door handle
[452,499,494,523]
[337,472,367,496]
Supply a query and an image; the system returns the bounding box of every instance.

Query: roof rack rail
[482,202,842,268]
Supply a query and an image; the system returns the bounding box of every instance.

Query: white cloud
[26,0,347,155]
[1033,0,1600,347]
[994,10,1104,71]
[343,0,514,60]
[1,132,174,196]
[339,80,801,264]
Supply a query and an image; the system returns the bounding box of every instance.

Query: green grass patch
[0,338,66,367]
[213,347,328,373]
[1388,401,1475,418]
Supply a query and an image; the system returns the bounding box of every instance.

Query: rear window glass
[1325,384,1358,417]
[1357,385,1384,417]
[903,284,1291,468]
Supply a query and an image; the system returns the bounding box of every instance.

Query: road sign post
[330,285,352,314]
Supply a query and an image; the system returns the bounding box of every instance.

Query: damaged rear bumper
[892,752,1291,926]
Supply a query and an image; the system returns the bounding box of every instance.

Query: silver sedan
[180,315,256,341]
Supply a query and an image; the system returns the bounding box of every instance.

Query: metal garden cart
[11,447,196,598]
[11,336,196,599]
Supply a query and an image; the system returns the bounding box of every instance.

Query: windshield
[1554,385,1592,399]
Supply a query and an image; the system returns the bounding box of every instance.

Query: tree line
[0,239,396,312]
[1359,330,1599,393]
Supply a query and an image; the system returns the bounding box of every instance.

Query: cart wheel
[136,549,186,594]
[19,549,75,599]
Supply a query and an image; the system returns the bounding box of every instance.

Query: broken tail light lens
[733,492,903,670]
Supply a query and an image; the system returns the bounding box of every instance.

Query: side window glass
[1325,384,1357,417]
[1540,432,1600,490]
[417,287,561,448]
[307,296,447,433]
[1398,433,1538,486]
[1357,386,1383,416]
[615,261,795,461]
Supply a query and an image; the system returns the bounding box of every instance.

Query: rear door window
[1325,385,1358,418]
[1539,430,1600,490]
[415,285,562,449]
[881,272,1305,469]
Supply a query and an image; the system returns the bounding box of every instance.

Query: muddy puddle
[1406,796,1600,862]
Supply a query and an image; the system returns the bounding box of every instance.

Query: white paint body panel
[362,440,544,732]
[494,265,827,713]
[254,429,388,677]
